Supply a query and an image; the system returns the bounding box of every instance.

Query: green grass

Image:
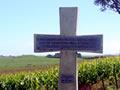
[0,55,83,69]
[0,55,59,69]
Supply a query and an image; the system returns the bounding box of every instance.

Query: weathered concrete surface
[58,7,78,90]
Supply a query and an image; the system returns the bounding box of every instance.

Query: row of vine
[0,57,120,90]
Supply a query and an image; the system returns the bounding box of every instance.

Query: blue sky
[0,0,120,56]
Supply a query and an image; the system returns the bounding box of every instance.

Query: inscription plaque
[61,74,74,83]
[34,34,103,53]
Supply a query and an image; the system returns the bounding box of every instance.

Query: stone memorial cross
[34,7,103,90]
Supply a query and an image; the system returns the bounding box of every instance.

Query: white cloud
[104,40,120,55]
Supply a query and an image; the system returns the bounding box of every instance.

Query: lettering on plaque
[34,34,103,53]
[61,74,74,83]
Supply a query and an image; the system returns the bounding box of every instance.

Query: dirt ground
[0,66,55,75]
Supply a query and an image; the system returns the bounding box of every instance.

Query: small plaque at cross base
[61,74,74,83]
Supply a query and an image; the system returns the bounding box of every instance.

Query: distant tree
[94,0,120,14]
[46,53,82,58]
[54,53,82,58]
[46,54,53,58]
[54,53,60,58]
[77,53,82,58]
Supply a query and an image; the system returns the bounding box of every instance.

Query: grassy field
[0,56,120,89]
[0,55,59,68]
[1,56,120,89]
[0,55,83,74]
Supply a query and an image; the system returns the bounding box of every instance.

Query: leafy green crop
[0,57,120,90]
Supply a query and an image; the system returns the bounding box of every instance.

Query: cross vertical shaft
[58,7,78,90]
